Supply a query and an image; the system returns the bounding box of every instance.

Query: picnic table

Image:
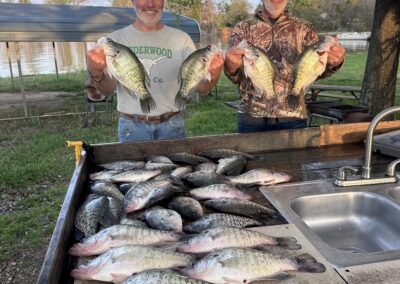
[308,84,362,102]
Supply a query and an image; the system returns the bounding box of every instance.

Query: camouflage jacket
[226,10,341,119]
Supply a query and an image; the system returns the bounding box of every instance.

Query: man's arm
[86,47,117,95]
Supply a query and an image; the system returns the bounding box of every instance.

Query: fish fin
[257,273,294,282]
[140,95,157,114]
[144,71,151,88]
[122,85,137,100]
[110,273,129,282]
[175,91,188,110]
[275,237,302,250]
[293,253,326,273]
[222,276,242,284]
[204,71,211,82]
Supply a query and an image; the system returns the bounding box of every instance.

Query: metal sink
[290,192,400,253]
[260,180,400,268]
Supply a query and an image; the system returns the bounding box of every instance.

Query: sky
[249,0,261,9]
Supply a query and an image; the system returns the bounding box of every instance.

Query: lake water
[0,37,368,79]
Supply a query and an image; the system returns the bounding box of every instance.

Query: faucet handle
[386,159,400,177]
[337,166,358,180]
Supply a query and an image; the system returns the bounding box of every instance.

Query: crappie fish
[239,40,278,101]
[182,248,326,283]
[121,270,208,284]
[146,155,174,164]
[145,161,179,172]
[289,36,337,103]
[204,198,277,220]
[75,194,107,237]
[70,245,195,282]
[119,218,147,228]
[168,196,203,220]
[182,171,227,187]
[198,148,255,160]
[195,162,217,172]
[168,152,211,165]
[142,206,183,233]
[97,37,156,113]
[123,179,175,213]
[177,227,300,254]
[98,160,145,171]
[69,224,179,256]
[227,168,292,186]
[100,197,123,228]
[89,170,120,182]
[184,213,263,233]
[175,44,222,110]
[216,155,247,175]
[171,166,193,179]
[89,181,124,202]
[190,184,252,201]
[111,169,161,183]
[118,182,137,194]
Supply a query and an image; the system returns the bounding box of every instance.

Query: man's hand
[224,46,245,76]
[327,42,345,68]
[209,51,224,79]
[86,47,106,77]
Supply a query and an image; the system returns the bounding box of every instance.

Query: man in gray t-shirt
[86,0,223,142]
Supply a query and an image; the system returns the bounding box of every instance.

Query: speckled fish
[289,36,337,100]
[216,155,247,175]
[119,218,147,228]
[97,37,156,113]
[190,184,252,201]
[111,169,161,183]
[100,197,123,228]
[167,152,211,165]
[70,245,195,282]
[239,40,277,101]
[168,196,203,220]
[145,161,180,172]
[182,171,227,187]
[89,181,124,202]
[195,162,217,172]
[198,148,255,160]
[146,155,174,164]
[170,166,193,178]
[177,227,300,254]
[121,270,209,284]
[69,224,180,256]
[89,170,120,182]
[227,168,292,186]
[142,206,183,233]
[184,213,263,233]
[98,160,145,171]
[123,179,176,213]
[75,194,107,237]
[175,44,222,110]
[182,248,326,283]
[204,198,277,220]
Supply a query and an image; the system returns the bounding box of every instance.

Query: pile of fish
[70,148,326,283]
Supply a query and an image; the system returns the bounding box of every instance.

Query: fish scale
[75,194,107,237]
[122,270,209,284]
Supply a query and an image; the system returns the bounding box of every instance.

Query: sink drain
[339,246,367,253]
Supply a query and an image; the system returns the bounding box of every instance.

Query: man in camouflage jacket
[224,0,345,133]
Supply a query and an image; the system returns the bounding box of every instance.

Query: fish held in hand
[97,37,156,113]
[175,44,222,110]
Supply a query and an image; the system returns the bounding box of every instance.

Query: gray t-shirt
[109,25,196,116]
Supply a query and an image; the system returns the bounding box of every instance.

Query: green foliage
[215,0,251,27]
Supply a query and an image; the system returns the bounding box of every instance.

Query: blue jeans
[118,114,185,142]
[238,112,307,133]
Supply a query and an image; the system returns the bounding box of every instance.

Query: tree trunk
[359,0,400,116]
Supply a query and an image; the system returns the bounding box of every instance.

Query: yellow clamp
[66,141,85,166]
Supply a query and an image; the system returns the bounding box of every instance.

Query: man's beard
[135,7,163,25]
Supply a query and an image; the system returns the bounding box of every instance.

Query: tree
[359,0,400,115]
[166,0,202,22]
[112,0,133,6]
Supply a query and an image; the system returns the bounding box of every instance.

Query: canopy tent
[0,3,201,42]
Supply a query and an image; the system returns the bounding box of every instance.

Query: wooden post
[6,42,15,91]
[14,42,28,118]
[52,42,59,79]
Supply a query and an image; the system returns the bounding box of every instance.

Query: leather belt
[120,111,180,124]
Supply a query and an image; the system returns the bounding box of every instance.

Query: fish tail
[140,95,157,113]
[292,253,326,273]
[275,237,302,250]
[175,91,188,110]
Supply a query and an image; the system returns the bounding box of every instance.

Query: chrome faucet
[335,106,400,187]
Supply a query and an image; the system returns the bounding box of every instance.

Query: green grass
[0,51,399,266]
